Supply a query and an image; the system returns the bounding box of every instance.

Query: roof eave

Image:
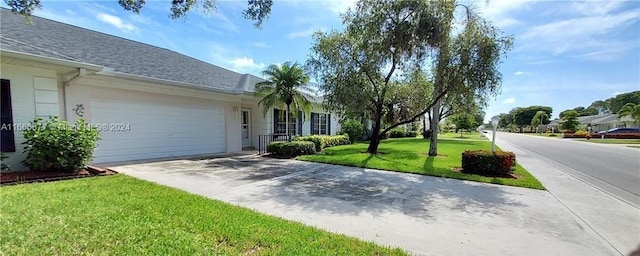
[0,49,104,71]
[94,69,243,95]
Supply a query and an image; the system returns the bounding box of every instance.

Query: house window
[1,79,15,152]
[311,113,330,135]
[274,109,298,135]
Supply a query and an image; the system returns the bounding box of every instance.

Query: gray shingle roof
[0,8,262,93]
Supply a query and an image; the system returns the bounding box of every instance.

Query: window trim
[273,108,298,135]
[311,112,331,135]
[1,79,16,152]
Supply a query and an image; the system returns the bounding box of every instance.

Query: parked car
[597,127,640,134]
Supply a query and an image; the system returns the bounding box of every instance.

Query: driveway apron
[112,155,616,256]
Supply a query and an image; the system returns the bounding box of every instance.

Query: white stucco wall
[0,64,59,171]
[67,75,244,161]
[251,103,341,137]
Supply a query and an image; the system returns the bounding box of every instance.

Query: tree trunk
[286,104,290,141]
[367,112,382,154]
[423,111,431,139]
[428,99,441,156]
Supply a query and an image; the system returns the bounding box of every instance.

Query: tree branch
[380,87,450,135]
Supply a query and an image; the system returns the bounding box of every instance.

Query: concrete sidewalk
[112,155,617,256]
[492,133,640,255]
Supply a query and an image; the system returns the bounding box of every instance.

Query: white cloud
[477,0,529,28]
[494,17,522,28]
[503,97,516,104]
[520,9,639,57]
[251,42,269,48]
[514,71,531,76]
[96,13,138,33]
[569,1,625,16]
[230,57,265,71]
[571,43,637,62]
[210,12,240,33]
[288,27,325,39]
[325,0,358,14]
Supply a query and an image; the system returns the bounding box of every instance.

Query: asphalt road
[493,132,640,207]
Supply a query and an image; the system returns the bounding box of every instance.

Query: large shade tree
[256,62,312,140]
[510,106,552,132]
[618,103,640,126]
[6,0,273,27]
[559,106,598,118]
[309,0,512,154]
[531,110,550,133]
[422,1,512,156]
[560,110,580,131]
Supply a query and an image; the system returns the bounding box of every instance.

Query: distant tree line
[559,90,640,118]
[496,91,640,133]
[497,106,552,132]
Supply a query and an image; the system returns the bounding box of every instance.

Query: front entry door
[241,109,251,147]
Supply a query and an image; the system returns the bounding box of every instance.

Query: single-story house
[547,113,636,132]
[0,8,339,171]
[580,114,636,132]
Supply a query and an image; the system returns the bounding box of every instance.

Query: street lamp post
[491,115,500,152]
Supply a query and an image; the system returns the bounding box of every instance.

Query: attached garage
[1,10,257,170]
[89,93,227,163]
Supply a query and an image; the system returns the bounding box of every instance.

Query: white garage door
[91,99,225,163]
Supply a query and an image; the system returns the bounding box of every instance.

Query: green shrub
[389,128,406,138]
[339,119,363,143]
[461,150,516,176]
[22,117,101,173]
[267,141,316,157]
[0,153,10,172]
[322,134,351,148]
[574,130,589,137]
[294,135,325,152]
[293,134,351,152]
[406,131,418,137]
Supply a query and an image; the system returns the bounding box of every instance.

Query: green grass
[439,132,489,140]
[524,133,560,138]
[0,175,406,255]
[297,138,544,190]
[576,139,640,144]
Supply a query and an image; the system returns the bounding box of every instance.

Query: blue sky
[7,0,639,121]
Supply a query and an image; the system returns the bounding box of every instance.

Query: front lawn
[439,132,488,140]
[0,175,406,255]
[526,133,560,138]
[297,138,544,190]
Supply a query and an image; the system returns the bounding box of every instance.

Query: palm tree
[256,62,312,141]
[618,103,640,126]
[531,110,549,133]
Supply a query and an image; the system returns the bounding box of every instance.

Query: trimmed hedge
[294,134,351,151]
[323,134,351,148]
[562,132,640,139]
[389,128,406,138]
[461,150,516,176]
[574,130,589,137]
[602,133,640,139]
[294,135,325,152]
[267,141,316,157]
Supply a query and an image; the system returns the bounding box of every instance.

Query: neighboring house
[546,114,635,132]
[581,114,635,132]
[0,9,339,171]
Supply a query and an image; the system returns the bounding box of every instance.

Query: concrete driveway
[111,155,616,256]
